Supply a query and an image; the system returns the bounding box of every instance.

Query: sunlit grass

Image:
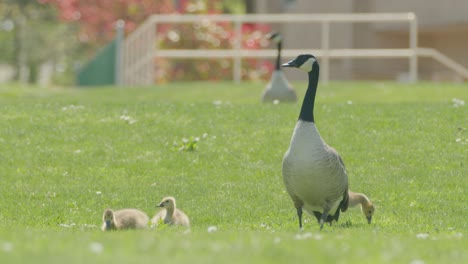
[0,81,466,263]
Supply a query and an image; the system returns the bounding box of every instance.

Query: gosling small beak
[157,202,164,208]
[105,220,112,229]
[367,216,372,224]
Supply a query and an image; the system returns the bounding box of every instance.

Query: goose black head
[282,54,317,72]
[266,32,282,44]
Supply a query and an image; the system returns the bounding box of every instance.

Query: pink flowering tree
[42,0,272,82]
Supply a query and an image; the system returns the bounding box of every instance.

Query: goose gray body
[282,54,348,229]
[262,70,297,102]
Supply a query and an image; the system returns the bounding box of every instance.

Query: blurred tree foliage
[42,0,176,47]
[0,0,266,85]
[0,0,78,84]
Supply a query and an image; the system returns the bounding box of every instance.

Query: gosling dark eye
[368,211,372,214]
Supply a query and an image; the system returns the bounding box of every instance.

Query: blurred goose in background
[151,196,190,227]
[282,54,349,230]
[101,208,149,231]
[261,32,297,103]
[348,190,375,224]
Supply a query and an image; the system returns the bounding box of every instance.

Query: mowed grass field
[0,81,466,263]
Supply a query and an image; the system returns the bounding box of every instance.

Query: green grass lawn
[0,81,466,263]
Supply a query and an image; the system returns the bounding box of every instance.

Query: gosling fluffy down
[101,208,149,231]
[348,191,375,224]
[151,196,190,227]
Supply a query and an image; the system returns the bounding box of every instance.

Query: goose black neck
[275,42,282,70]
[298,62,319,122]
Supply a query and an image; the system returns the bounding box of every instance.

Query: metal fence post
[233,19,242,84]
[148,21,157,86]
[409,13,418,83]
[321,21,330,85]
[115,20,125,86]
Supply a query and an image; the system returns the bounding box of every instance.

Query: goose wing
[336,154,349,212]
[325,146,349,214]
[174,209,190,226]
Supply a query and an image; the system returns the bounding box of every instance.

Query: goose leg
[296,207,303,229]
[319,210,330,230]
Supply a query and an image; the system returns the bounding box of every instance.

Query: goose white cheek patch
[299,58,315,72]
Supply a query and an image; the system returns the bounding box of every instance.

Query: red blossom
[42,0,176,44]
[41,0,273,82]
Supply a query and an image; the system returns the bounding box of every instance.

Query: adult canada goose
[151,196,190,227]
[348,190,375,224]
[261,32,297,103]
[101,208,149,231]
[282,54,348,230]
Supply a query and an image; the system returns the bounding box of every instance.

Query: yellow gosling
[101,208,149,231]
[348,191,375,224]
[151,196,190,227]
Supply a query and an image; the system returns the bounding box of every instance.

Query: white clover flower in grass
[293,232,323,241]
[452,98,465,107]
[410,259,425,264]
[273,99,280,105]
[313,234,324,240]
[59,223,76,228]
[120,115,137,124]
[2,242,13,252]
[416,233,429,239]
[46,192,56,198]
[80,224,97,230]
[294,232,313,240]
[207,226,218,233]
[89,242,104,254]
[62,104,84,111]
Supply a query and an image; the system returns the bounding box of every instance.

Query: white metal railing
[417,48,468,79]
[120,13,467,85]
